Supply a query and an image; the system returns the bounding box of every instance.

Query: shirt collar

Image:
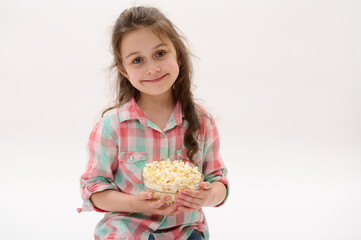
[118,98,184,129]
[166,100,183,130]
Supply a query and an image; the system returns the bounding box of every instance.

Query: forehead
[121,27,173,56]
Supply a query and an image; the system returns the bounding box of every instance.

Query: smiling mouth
[142,74,167,83]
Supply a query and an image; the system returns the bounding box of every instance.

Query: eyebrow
[124,43,168,60]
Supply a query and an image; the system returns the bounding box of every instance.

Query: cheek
[165,59,180,74]
[127,69,143,82]
[174,64,180,78]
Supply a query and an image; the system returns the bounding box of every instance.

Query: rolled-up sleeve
[78,116,119,213]
[201,112,229,207]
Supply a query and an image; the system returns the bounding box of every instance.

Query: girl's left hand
[175,182,212,212]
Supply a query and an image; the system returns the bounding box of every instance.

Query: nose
[146,60,160,75]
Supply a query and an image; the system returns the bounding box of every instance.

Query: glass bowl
[141,171,204,206]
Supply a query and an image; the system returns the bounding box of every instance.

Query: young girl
[78,6,229,240]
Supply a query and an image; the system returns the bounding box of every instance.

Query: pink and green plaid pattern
[78,98,229,240]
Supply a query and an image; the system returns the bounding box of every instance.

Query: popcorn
[142,159,203,205]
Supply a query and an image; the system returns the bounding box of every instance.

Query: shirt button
[129,155,134,161]
[81,183,86,188]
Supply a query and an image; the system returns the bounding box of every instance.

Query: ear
[117,65,129,79]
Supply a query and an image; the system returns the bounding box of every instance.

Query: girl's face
[119,27,179,99]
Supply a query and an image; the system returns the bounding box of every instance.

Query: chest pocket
[118,151,147,184]
[176,148,203,171]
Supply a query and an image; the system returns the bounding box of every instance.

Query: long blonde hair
[104,6,201,162]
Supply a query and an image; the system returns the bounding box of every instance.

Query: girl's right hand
[131,192,180,216]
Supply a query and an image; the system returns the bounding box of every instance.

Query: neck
[137,90,176,112]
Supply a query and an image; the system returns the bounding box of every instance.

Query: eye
[155,50,166,58]
[132,57,143,64]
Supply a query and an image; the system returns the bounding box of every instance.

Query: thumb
[136,191,152,201]
[201,182,212,190]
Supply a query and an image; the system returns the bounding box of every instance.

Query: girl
[78,6,229,240]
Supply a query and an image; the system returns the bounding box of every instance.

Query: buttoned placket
[137,102,182,161]
[160,132,169,160]
[143,120,170,161]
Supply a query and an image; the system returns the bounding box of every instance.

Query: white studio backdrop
[0,0,360,239]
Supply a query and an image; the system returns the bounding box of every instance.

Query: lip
[142,74,167,83]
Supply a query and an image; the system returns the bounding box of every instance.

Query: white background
[1,0,360,239]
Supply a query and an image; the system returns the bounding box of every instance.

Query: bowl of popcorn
[142,159,203,206]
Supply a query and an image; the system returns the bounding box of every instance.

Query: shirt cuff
[77,178,119,213]
[205,174,229,207]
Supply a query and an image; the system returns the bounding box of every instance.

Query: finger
[177,198,199,210]
[169,206,182,216]
[177,204,196,212]
[164,206,180,216]
[177,193,203,206]
[200,182,212,190]
[176,194,201,209]
[136,191,152,201]
[153,195,171,208]
[169,210,181,216]
[180,190,204,199]
[162,203,179,215]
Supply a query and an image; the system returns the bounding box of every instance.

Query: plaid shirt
[78,98,229,240]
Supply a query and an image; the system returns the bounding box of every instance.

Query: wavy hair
[103,6,201,162]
